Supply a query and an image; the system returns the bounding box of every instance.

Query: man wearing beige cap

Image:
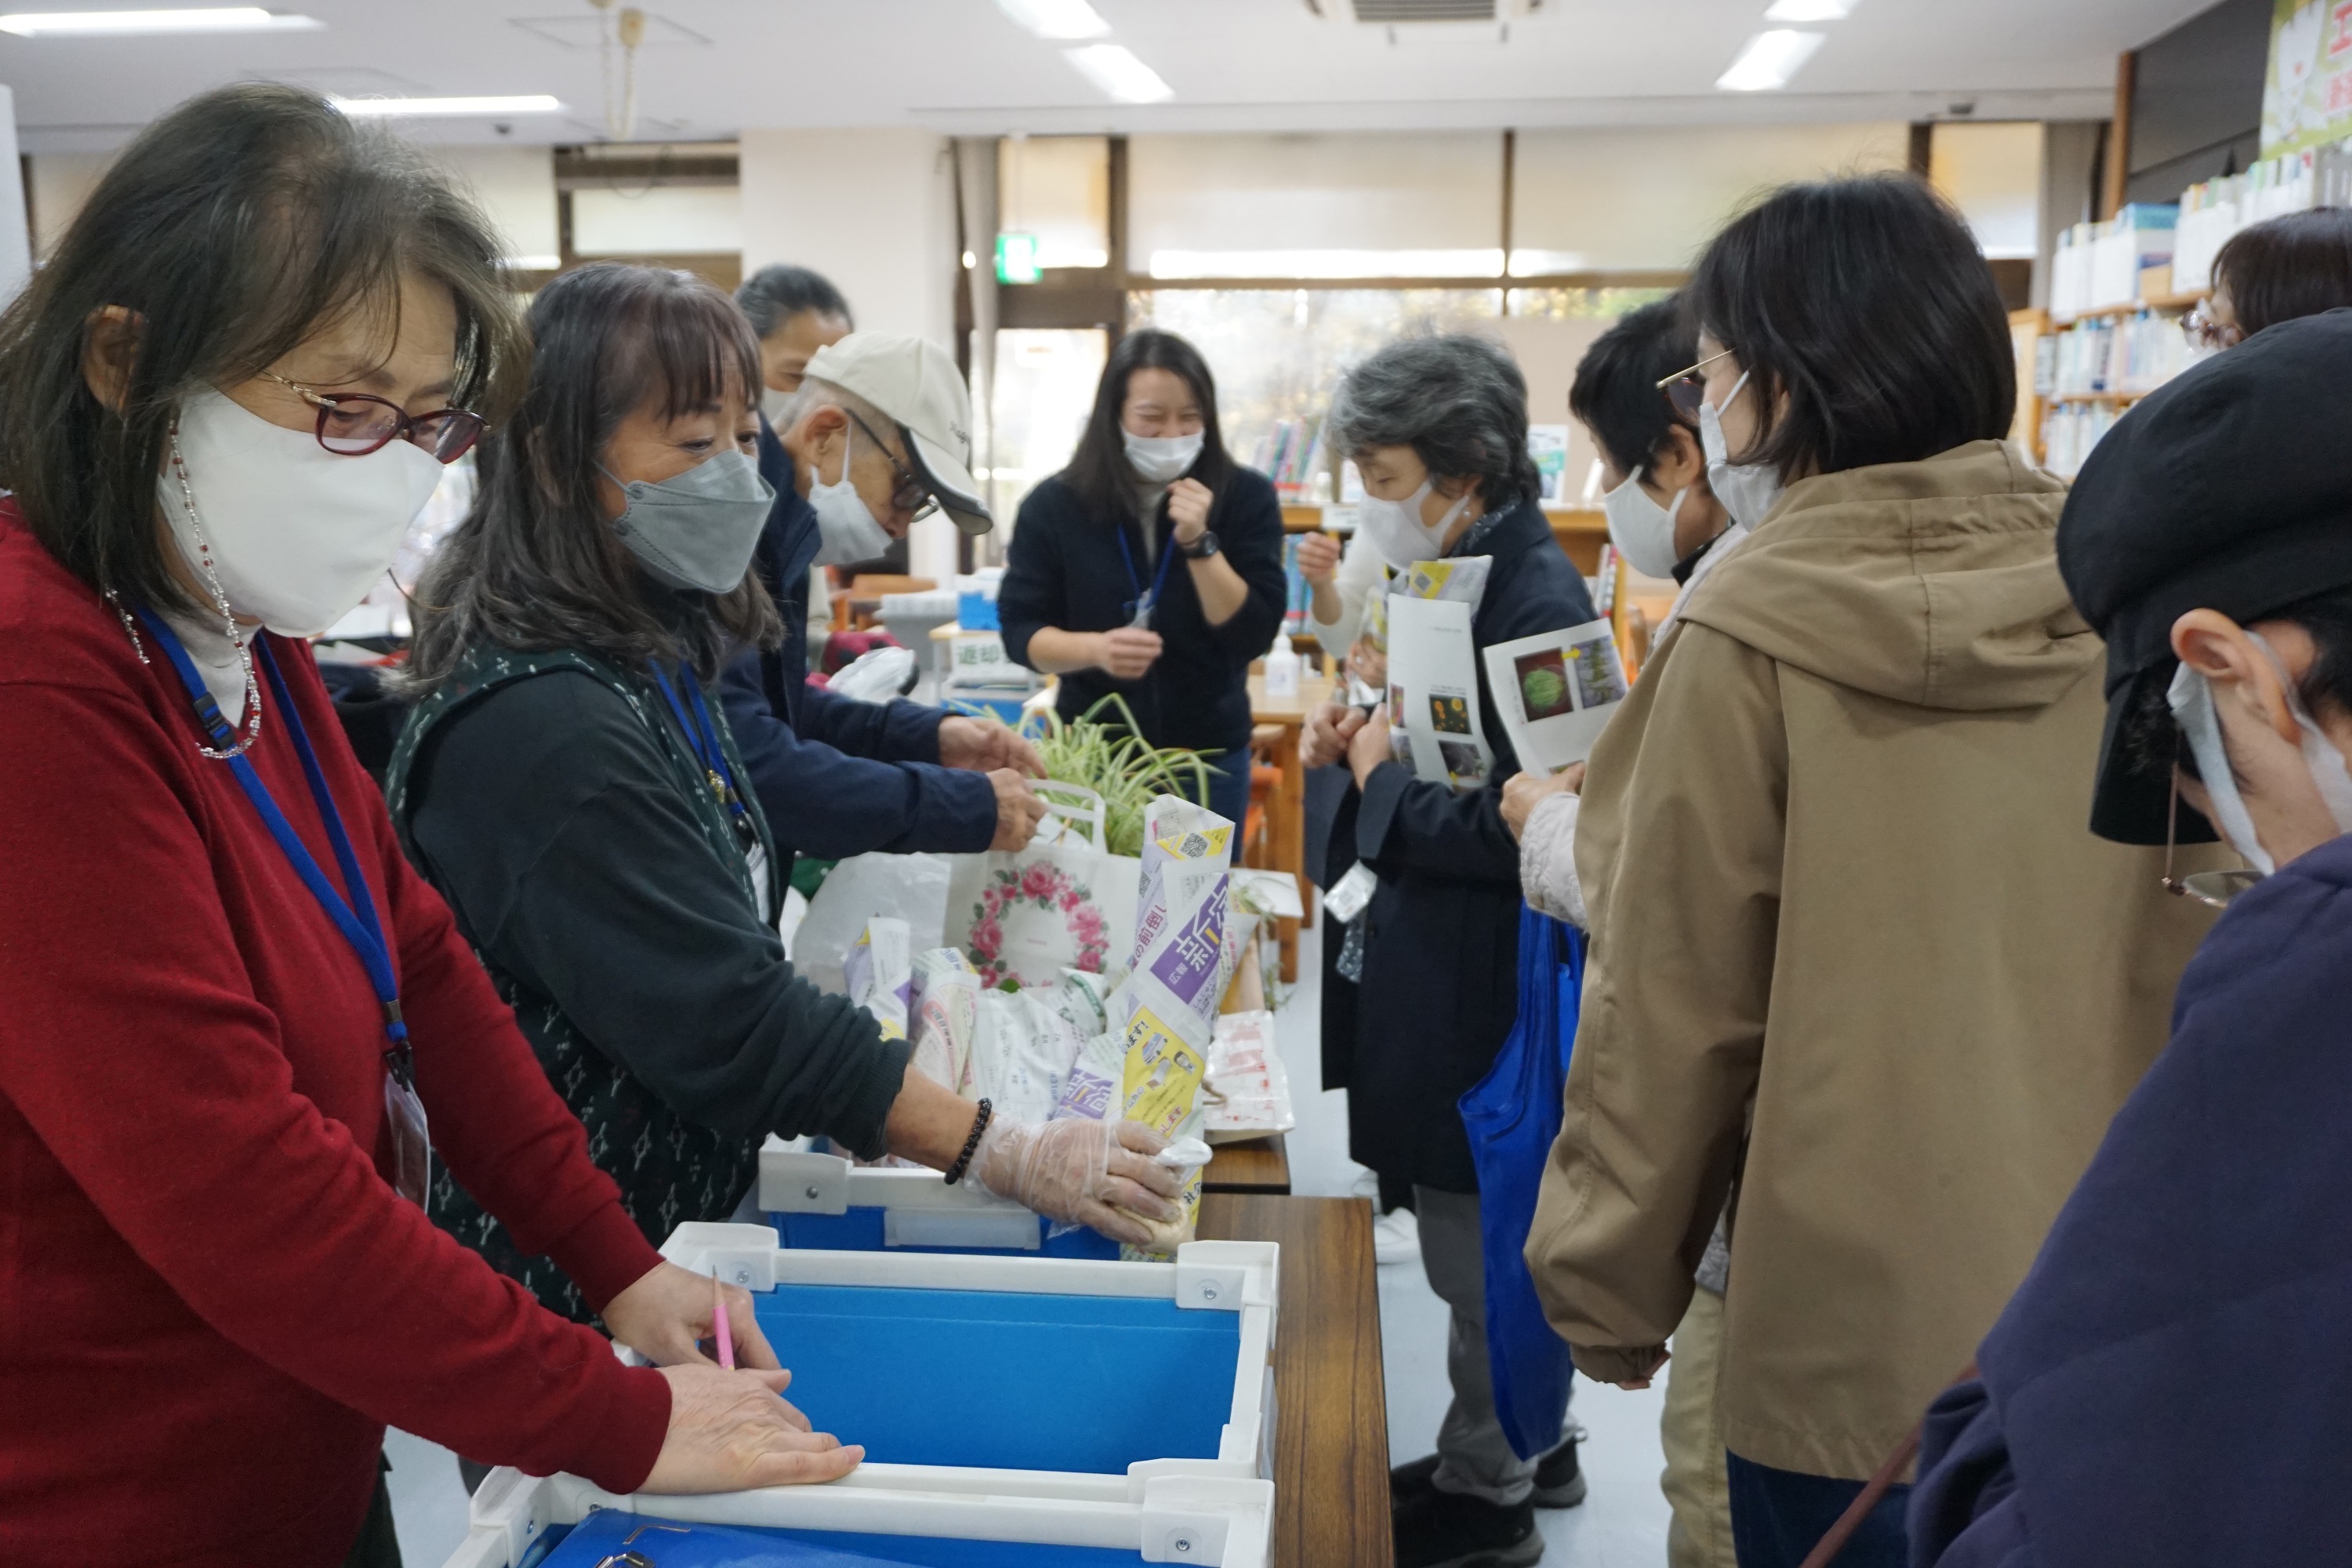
[720,332,1047,885]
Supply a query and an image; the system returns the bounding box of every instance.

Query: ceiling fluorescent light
[1715,29,1824,91]
[1063,44,1173,103]
[331,94,564,117]
[1763,0,1853,19]
[0,6,319,34]
[995,0,1109,38]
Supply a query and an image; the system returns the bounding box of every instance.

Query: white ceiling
[5,0,2218,154]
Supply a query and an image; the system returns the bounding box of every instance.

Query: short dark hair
[1061,328,1236,521]
[0,82,524,617]
[2212,208,2352,338]
[1686,172,2015,482]
[1569,297,1698,477]
[1327,334,1541,514]
[735,263,854,339]
[403,263,779,693]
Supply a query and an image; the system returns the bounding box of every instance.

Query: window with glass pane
[985,328,1109,538]
[1128,289,1503,497]
[998,136,1112,271]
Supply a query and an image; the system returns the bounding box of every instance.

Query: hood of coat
[1675,440,2094,713]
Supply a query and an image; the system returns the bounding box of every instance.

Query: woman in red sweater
[0,86,858,1567]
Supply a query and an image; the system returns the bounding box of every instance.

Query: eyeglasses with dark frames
[2161,752,2263,909]
[844,407,940,521]
[262,370,484,463]
[1656,347,1737,419]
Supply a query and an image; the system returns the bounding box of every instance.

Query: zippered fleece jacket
[1526,441,2223,1480]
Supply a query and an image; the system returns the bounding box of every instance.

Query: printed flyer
[1479,618,1632,775]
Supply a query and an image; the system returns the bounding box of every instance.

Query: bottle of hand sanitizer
[1264,634,1301,699]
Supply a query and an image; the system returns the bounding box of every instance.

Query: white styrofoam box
[445,1463,1274,1568]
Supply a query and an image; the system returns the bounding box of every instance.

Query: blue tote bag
[1458,902,1585,1461]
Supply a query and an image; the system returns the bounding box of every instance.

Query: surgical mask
[1356,478,1474,571]
[760,386,793,426]
[1124,429,1203,485]
[806,422,895,567]
[161,387,445,638]
[2167,630,2352,875]
[1699,372,1786,533]
[1602,466,1688,580]
[602,447,776,594]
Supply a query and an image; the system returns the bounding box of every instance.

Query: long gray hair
[1326,334,1541,514]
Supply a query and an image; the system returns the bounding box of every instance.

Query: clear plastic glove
[971,1115,1182,1247]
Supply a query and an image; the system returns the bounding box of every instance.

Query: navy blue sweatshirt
[718,419,997,875]
[1910,833,2352,1567]
[996,466,1287,754]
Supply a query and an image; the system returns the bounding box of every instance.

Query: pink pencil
[713,1274,735,1370]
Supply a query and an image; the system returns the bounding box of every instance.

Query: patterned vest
[385,643,779,1325]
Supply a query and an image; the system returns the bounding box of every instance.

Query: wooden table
[1246,670,1334,982]
[1201,1134,1292,1195]
[1198,1194,1390,1568]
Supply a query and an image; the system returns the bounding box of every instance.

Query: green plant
[1011,693,1218,858]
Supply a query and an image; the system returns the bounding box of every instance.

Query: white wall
[572,183,742,256]
[1929,122,2045,262]
[0,89,27,301]
[739,128,962,579]
[1509,122,1911,271]
[421,145,561,269]
[27,149,117,260]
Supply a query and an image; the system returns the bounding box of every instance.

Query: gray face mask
[602,448,776,594]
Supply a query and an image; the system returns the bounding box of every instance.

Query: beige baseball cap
[801,332,993,535]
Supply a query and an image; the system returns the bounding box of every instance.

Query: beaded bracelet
[944,1097,993,1185]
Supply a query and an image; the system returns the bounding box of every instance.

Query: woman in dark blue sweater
[996,329,1287,829]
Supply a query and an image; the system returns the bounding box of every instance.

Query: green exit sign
[996,231,1042,285]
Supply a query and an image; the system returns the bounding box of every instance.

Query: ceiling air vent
[1304,0,1543,21]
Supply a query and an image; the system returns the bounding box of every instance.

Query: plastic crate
[444,1221,1279,1568]
[760,1136,1123,1259]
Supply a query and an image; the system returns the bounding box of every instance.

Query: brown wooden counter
[1197,1193,1391,1568]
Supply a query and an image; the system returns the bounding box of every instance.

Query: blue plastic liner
[753,1284,1236,1473]
[1457,904,1584,1461]
[539,1507,1140,1566]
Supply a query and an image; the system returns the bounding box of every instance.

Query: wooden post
[2102,49,2136,219]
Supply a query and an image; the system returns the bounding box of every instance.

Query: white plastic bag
[793,852,951,995]
[943,784,1139,990]
[968,986,1084,1126]
[1202,1010,1297,1137]
[828,643,918,703]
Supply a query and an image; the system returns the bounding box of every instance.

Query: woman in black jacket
[997,328,1287,829]
[389,263,1177,1323]
[1300,334,1599,1568]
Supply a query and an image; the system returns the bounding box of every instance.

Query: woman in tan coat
[1525,176,2220,1568]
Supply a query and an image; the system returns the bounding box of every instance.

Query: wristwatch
[1178,529,1221,560]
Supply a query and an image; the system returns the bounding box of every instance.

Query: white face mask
[1356,477,1473,571]
[760,386,793,426]
[807,421,895,567]
[1602,466,1689,580]
[1699,371,1785,533]
[162,387,445,638]
[1124,428,1203,485]
[2167,630,2352,876]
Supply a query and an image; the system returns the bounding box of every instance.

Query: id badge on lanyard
[1118,520,1175,631]
[136,610,432,1207]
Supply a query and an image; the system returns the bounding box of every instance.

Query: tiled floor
[387,923,1674,1566]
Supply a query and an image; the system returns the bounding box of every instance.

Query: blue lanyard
[1114,517,1177,624]
[646,660,755,844]
[137,612,408,1064]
